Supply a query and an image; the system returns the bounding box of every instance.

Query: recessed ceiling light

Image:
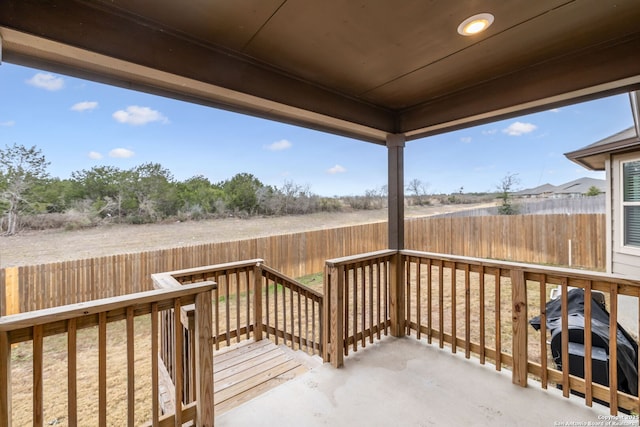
[457,13,494,36]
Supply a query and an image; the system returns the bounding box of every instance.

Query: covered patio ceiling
[1,0,640,145]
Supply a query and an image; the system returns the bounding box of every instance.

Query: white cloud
[0,120,15,127]
[482,129,498,135]
[88,151,103,160]
[502,121,537,136]
[27,73,64,91]
[549,108,561,113]
[112,106,168,125]
[71,101,98,112]
[109,148,135,158]
[265,139,292,151]
[460,137,472,143]
[327,164,347,174]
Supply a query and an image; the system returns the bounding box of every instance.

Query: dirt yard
[1,203,493,268]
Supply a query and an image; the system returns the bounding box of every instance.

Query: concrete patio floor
[217,336,638,427]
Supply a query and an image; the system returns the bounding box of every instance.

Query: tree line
[0,143,388,235]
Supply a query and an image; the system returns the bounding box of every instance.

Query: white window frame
[618,153,640,256]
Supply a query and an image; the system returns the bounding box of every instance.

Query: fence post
[511,268,528,387]
[325,263,344,368]
[5,267,19,315]
[195,287,214,427]
[253,263,263,342]
[389,252,405,337]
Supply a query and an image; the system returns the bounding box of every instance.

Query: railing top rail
[0,281,216,333]
[325,249,397,267]
[260,264,323,299]
[152,259,264,286]
[401,249,640,287]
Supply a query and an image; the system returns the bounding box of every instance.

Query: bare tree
[406,178,430,206]
[0,144,50,235]
[496,172,520,215]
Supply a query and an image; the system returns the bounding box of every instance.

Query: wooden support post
[389,252,406,337]
[511,268,528,387]
[325,264,344,368]
[0,331,11,427]
[253,264,263,342]
[387,134,405,251]
[195,288,214,427]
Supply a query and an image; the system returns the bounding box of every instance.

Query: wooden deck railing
[325,249,640,415]
[0,282,214,427]
[324,250,395,367]
[152,259,323,408]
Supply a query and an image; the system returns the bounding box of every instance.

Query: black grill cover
[530,288,638,396]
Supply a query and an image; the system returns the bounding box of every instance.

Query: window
[622,158,640,248]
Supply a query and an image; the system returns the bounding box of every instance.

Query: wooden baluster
[561,278,569,398]
[361,264,366,347]
[225,271,230,347]
[438,260,444,348]
[235,270,241,343]
[584,282,593,406]
[68,318,78,426]
[416,260,422,341]
[427,258,432,344]
[151,303,160,427]
[246,269,251,341]
[274,274,279,345]
[609,283,618,415]
[451,265,457,354]
[377,261,382,340]
[0,331,11,427]
[99,312,107,427]
[214,283,220,350]
[539,275,548,389]
[283,277,288,347]
[173,299,183,427]
[383,260,389,335]
[32,324,43,427]
[464,264,470,359]
[126,307,135,426]
[479,266,485,365]
[406,258,411,336]
[495,269,501,371]
[253,264,263,342]
[297,290,302,350]
[290,285,295,349]
[304,292,309,352]
[369,261,374,344]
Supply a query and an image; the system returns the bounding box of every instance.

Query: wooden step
[213,339,321,414]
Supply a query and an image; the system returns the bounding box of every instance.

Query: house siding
[611,152,640,277]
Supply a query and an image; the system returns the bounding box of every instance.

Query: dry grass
[11,317,153,426]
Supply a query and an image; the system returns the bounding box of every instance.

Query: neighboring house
[515,183,558,198]
[516,177,606,199]
[566,92,640,335]
[566,121,640,277]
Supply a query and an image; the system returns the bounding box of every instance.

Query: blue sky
[0,63,635,196]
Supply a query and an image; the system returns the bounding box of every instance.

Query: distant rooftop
[516,177,605,197]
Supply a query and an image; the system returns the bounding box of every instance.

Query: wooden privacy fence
[1,214,605,315]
